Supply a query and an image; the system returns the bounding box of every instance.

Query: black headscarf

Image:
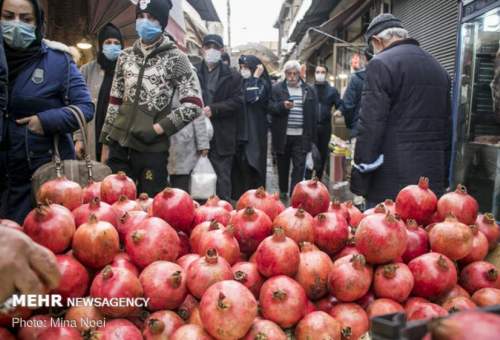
[238,55,272,91]
[95,23,123,159]
[0,0,44,84]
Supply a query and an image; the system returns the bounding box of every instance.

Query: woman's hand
[254,64,264,78]
[16,115,44,135]
[75,141,85,159]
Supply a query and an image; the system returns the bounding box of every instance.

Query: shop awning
[288,0,340,43]
[186,0,220,22]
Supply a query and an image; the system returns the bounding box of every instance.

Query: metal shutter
[393,0,459,77]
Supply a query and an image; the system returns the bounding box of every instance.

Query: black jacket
[196,61,243,156]
[269,80,318,154]
[340,69,366,136]
[314,82,342,125]
[351,39,452,203]
[0,31,8,142]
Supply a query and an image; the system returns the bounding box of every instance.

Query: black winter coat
[314,82,342,125]
[269,80,318,154]
[196,61,244,156]
[340,69,366,136]
[351,39,452,203]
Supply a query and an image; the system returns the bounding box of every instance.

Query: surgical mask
[103,44,122,61]
[241,69,252,79]
[205,48,221,64]
[315,73,326,82]
[136,18,162,43]
[1,20,37,49]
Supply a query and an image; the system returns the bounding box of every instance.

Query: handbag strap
[67,105,95,180]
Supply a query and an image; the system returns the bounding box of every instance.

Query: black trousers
[107,142,168,197]
[170,174,190,193]
[209,150,233,202]
[231,145,264,200]
[277,135,306,196]
[316,123,332,180]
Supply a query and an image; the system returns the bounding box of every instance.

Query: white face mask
[241,69,252,79]
[205,48,222,64]
[315,73,326,82]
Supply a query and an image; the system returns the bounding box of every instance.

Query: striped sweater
[286,85,304,135]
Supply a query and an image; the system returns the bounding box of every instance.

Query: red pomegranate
[72,215,120,269]
[405,297,429,316]
[255,227,300,277]
[396,177,438,225]
[0,219,22,231]
[341,201,363,228]
[96,319,142,340]
[190,221,224,254]
[355,291,376,310]
[136,193,153,212]
[143,311,184,339]
[231,207,273,254]
[72,197,117,228]
[354,213,408,264]
[177,231,190,258]
[460,226,489,265]
[65,305,105,332]
[200,280,258,339]
[197,224,240,265]
[177,253,201,272]
[373,263,414,302]
[125,217,180,268]
[407,302,448,321]
[429,310,500,340]
[295,311,341,340]
[476,213,500,250]
[437,184,479,225]
[232,261,264,298]
[272,207,315,245]
[441,296,477,312]
[82,180,101,204]
[329,303,369,340]
[471,287,500,307]
[23,203,75,254]
[152,188,195,234]
[177,294,199,321]
[193,204,231,227]
[140,261,187,311]
[363,203,387,217]
[17,315,51,340]
[329,201,350,222]
[51,255,89,299]
[312,212,349,255]
[304,299,318,315]
[116,210,148,242]
[110,253,139,276]
[402,220,429,263]
[90,266,144,317]
[435,285,471,305]
[408,253,457,299]
[171,325,214,340]
[37,176,83,211]
[328,254,373,302]
[37,326,82,340]
[205,195,233,212]
[101,172,137,204]
[460,261,500,294]
[260,275,307,328]
[367,299,405,318]
[381,199,397,215]
[291,179,330,216]
[242,319,287,340]
[0,328,15,340]
[332,241,362,261]
[0,307,32,328]
[237,187,286,221]
[111,195,142,217]
[295,242,333,300]
[186,248,233,298]
[429,216,473,260]
[315,295,339,313]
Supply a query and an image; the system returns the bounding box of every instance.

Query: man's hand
[254,64,264,78]
[153,123,164,135]
[101,145,110,164]
[199,149,209,157]
[284,101,294,110]
[16,115,44,135]
[75,141,85,160]
[0,228,60,303]
[203,106,212,118]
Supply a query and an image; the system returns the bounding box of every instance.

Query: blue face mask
[102,44,122,61]
[136,18,162,43]
[1,20,37,49]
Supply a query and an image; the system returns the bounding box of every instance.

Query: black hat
[365,13,404,42]
[136,0,173,30]
[203,34,224,48]
[98,23,123,50]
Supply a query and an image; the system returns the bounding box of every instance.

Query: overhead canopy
[186,0,220,22]
[289,0,340,43]
[88,0,132,35]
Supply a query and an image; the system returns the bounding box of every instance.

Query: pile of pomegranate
[1,175,500,339]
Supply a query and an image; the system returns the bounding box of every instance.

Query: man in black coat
[270,60,318,199]
[351,14,452,207]
[196,34,243,201]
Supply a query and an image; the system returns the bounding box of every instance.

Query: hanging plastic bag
[190,156,217,200]
[305,152,314,170]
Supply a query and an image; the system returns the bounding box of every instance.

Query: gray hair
[375,27,409,42]
[283,60,301,73]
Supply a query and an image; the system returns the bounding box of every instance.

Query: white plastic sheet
[190,156,217,200]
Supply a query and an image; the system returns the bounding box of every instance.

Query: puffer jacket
[100,35,203,152]
[351,39,452,203]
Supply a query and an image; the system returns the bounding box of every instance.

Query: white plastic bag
[190,156,217,200]
[305,152,314,170]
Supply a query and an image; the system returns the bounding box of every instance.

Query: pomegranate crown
[418,176,430,189]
